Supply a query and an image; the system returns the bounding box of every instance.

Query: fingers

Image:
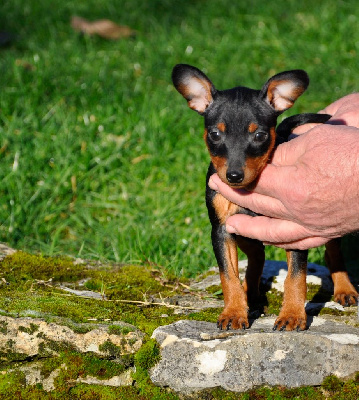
[208,166,284,200]
[210,176,332,249]
[208,174,285,217]
[327,111,359,128]
[226,215,329,250]
[225,213,327,250]
[292,122,322,135]
[321,94,359,128]
[264,236,330,250]
[321,93,359,116]
[209,172,290,218]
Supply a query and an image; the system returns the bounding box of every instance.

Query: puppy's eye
[253,131,268,143]
[209,130,222,143]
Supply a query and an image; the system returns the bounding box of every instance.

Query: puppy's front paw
[217,309,249,330]
[334,290,358,307]
[273,311,307,332]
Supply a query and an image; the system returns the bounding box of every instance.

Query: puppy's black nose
[226,170,244,184]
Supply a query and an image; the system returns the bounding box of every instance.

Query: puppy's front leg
[274,250,308,331]
[213,224,249,330]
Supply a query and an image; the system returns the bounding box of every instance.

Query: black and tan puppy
[172,64,358,331]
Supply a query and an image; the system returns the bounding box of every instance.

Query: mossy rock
[0,247,358,398]
[0,250,191,335]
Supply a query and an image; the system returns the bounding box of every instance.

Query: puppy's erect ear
[172,64,216,114]
[259,70,309,113]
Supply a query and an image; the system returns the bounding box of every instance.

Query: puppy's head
[172,64,309,188]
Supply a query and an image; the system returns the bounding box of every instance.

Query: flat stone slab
[0,316,144,361]
[151,317,359,393]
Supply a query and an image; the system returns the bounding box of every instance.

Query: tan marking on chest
[213,193,240,225]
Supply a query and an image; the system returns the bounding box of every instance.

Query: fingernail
[208,177,218,191]
[226,224,237,234]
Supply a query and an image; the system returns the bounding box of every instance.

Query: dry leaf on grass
[15,59,36,71]
[71,16,135,40]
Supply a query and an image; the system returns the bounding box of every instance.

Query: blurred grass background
[1,0,359,276]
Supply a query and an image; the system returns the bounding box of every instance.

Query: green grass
[1,0,359,275]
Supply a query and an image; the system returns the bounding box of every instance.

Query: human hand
[293,93,359,135]
[208,116,359,249]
